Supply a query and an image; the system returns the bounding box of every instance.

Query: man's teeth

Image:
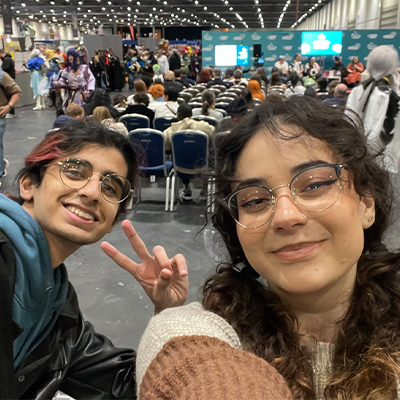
[66,206,95,221]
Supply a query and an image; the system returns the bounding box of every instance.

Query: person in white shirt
[289,53,304,78]
[274,56,289,76]
[154,85,179,118]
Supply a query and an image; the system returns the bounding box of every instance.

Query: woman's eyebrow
[290,159,331,175]
[236,177,267,189]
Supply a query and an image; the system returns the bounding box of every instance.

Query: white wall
[297,0,400,30]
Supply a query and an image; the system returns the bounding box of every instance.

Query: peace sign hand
[100,220,189,314]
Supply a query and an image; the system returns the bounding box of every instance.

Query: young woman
[192,89,224,122]
[346,56,364,87]
[136,97,400,399]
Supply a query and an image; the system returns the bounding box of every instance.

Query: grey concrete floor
[1,102,399,353]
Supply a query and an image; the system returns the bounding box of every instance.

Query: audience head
[179,67,188,77]
[84,88,113,116]
[66,48,80,72]
[177,103,192,121]
[164,70,175,81]
[140,74,152,90]
[93,106,112,122]
[233,69,243,80]
[240,87,253,104]
[270,72,282,86]
[304,86,316,97]
[226,96,247,118]
[317,76,328,91]
[366,45,399,81]
[174,69,181,79]
[224,69,234,79]
[198,68,212,83]
[148,84,165,100]
[201,89,216,115]
[134,79,147,94]
[133,92,150,106]
[212,68,222,78]
[65,103,85,119]
[164,85,180,102]
[334,83,348,98]
[328,80,340,94]
[113,94,128,107]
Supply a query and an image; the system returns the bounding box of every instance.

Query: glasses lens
[60,159,91,189]
[292,166,342,212]
[101,174,131,203]
[229,186,273,228]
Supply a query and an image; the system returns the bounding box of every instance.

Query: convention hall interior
[1,0,400,353]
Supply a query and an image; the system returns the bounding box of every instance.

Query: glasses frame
[47,158,134,204]
[225,164,347,229]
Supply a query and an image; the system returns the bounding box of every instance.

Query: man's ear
[20,175,38,201]
[359,195,376,229]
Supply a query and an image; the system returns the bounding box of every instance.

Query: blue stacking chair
[170,130,209,211]
[128,128,173,210]
[119,114,150,131]
[153,116,178,132]
[191,115,219,127]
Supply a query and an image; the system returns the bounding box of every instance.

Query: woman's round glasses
[48,158,133,204]
[226,164,347,229]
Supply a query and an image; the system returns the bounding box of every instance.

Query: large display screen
[215,45,249,67]
[301,31,342,56]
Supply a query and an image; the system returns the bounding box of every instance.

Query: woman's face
[68,54,74,63]
[353,56,359,64]
[310,57,315,64]
[233,130,375,300]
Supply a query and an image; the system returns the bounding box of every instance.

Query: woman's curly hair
[203,97,400,399]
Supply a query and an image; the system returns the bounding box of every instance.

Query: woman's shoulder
[136,302,241,388]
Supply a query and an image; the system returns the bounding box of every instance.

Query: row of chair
[127,128,210,212]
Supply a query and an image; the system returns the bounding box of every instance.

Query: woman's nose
[270,190,306,230]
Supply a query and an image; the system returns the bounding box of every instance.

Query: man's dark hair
[179,67,187,76]
[164,85,180,102]
[174,69,181,78]
[317,76,328,91]
[133,92,150,106]
[177,103,192,120]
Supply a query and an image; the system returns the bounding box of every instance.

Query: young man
[0,120,188,399]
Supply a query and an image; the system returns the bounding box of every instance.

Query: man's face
[21,144,129,265]
[0,52,5,59]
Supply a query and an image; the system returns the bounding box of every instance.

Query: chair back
[188,101,203,109]
[171,130,209,176]
[215,102,230,110]
[128,128,170,177]
[184,88,200,96]
[212,84,227,93]
[192,115,219,127]
[154,116,178,131]
[119,113,150,130]
[215,97,234,104]
[179,92,193,103]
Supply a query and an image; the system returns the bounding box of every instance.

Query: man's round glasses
[226,164,347,229]
[48,158,133,204]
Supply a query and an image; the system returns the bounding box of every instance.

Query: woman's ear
[20,175,37,201]
[359,195,376,229]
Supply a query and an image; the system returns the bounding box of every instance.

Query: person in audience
[163,103,214,201]
[233,69,248,86]
[120,92,155,128]
[127,79,148,104]
[152,64,164,83]
[168,48,181,72]
[289,53,304,78]
[164,70,184,93]
[274,55,289,76]
[148,84,165,110]
[285,73,306,98]
[154,85,180,118]
[174,69,190,88]
[267,72,285,97]
[207,68,232,88]
[304,86,317,97]
[0,120,188,399]
[93,105,129,135]
[223,68,235,83]
[136,96,399,400]
[248,80,265,102]
[113,94,128,112]
[84,88,120,119]
[192,89,224,122]
[315,76,329,100]
[53,48,95,114]
[323,83,348,107]
[197,68,212,84]
[53,103,85,129]
[180,67,195,86]
[256,67,269,85]
[327,80,340,98]
[346,56,364,87]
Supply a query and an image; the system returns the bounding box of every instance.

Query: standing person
[53,48,95,114]
[136,96,399,400]
[168,48,181,72]
[26,49,48,111]
[0,120,188,399]
[125,48,141,90]
[0,66,21,183]
[346,56,364,87]
[89,51,104,89]
[289,53,304,78]
[107,49,125,91]
[156,50,169,75]
[0,48,16,118]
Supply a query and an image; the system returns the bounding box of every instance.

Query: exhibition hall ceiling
[11,0,332,33]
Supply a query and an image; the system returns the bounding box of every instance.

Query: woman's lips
[273,241,324,261]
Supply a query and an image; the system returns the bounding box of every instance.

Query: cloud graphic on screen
[367,42,377,50]
[267,35,276,40]
[203,57,212,62]
[267,43,277,50]
[202,45,213,52]
[219,36,228,41]
[203,33,213,41]
[351,32,361,39]
[368,34,378,39]
[252,33,261,40]
[383,32,396,39]
[347,43,360,51]
[283,45,292,50]
[282,33,294,40]
[301,43,311,54]
[233,34,245,41]
[284,53,293,61]
[264,54,277,61]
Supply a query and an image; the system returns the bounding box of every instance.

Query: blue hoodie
[0,194,68,368]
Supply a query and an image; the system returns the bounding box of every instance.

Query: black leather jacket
[0,231,136,399]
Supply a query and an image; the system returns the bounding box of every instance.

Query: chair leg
[165,176,170,211]
[170,175,175,211]
[207,175,216,213]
